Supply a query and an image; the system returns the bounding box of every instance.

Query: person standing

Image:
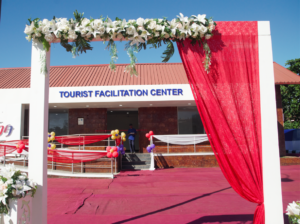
[128,124,137,153]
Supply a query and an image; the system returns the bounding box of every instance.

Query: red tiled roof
[0,62,299,89]
[0,63,188,89]
[273,62,300,85]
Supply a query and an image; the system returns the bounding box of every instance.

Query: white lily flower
[178,33,186,40]
[177,13,189,23]
[12,180,32,197]
[179,22,192,36]
[137,27,150,39]
[136,18,144,26]
[25,35,31,41]
[24,22,35,35]
[0,191,7,205]
[129,32,145,46]
[144,18,152,24]
[91,19,103,30]
[155,25,163,31]
[168,19,178,36]
[81,18,90,27]
[148,21,157,30]
[286,201,300,216]
[68,30,78,40]
[192,14,206,24]
[106,18,118,34]
[199,25,208,34]
[126,25,136,35]
[117,19,128,33]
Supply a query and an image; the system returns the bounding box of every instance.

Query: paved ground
[47,165,299,224]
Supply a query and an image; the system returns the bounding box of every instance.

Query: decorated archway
[25,12,283,224]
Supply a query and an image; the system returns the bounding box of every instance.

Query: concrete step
[122,160,151,165]
[122,164,150,170]
[122,154,151,162]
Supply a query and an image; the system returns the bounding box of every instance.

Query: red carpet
[48,166,299,223]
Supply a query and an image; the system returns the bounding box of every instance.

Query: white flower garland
[25,11,216,75]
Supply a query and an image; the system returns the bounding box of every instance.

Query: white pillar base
[0,195,33,224]
[149,152,155,171]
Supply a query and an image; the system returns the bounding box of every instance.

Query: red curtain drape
[55,135,111,145]
[177,21,264,224]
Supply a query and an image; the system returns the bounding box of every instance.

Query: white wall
[0,103,23,141]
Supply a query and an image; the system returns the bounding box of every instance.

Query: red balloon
[107,152,112,158]
[17,148,23,154]
[106,146,111,152]
[112,151,119,158]
[18,141,24,145]
[19,144,25,150]
[149,131,154,135]
[112,147,118,152]
[145,133,150,138]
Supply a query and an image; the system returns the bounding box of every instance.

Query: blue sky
[0,0,299,68]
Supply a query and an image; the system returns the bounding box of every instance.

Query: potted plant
[0,164,37,223]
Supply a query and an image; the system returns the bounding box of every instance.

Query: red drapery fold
[177,21,264,224]
[55,135,111,145]
[0,144,29,156]
[47,149,107,163]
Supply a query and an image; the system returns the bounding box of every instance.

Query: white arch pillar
[28,40,50,224]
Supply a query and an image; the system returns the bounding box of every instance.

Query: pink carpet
[48,166,299,223]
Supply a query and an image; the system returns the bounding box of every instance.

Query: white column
[28,40,50,224]
[258,21,284,224]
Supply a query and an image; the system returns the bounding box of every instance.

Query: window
[48,109,69,136]
[178,107,205,134]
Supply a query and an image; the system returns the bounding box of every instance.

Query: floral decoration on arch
[24,11,216,76]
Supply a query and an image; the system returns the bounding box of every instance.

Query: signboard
[78,118,84,125]
[59,88,183,98]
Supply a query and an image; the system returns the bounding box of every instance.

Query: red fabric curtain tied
[177,21,264,224]
[48,149,107,163]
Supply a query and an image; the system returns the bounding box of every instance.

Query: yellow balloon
[48,137,50,142]
[115,129,119,134]
[122,138,126,142]
[51,144,56,149]
[51,132,55,136]
[111,135,116,140]
[121,132,126,137]
[111,130,116,135]
[50,136,55,141]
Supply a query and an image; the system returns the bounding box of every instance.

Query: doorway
[107,110,139,152]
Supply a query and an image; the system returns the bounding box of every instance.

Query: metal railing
[150,135,211,154]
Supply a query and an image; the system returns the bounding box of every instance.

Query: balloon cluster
[111,129,126,142]
[48,132,56,142]
[117,144,126,155]
[146,144,156,153]
[48,143,56,150]
[16,141,25,153]
[106,146,119,158]
[145,131,154,141]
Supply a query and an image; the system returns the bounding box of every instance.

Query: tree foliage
[280,58,300,129]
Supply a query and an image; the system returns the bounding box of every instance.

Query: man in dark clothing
[128,124,137,153]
